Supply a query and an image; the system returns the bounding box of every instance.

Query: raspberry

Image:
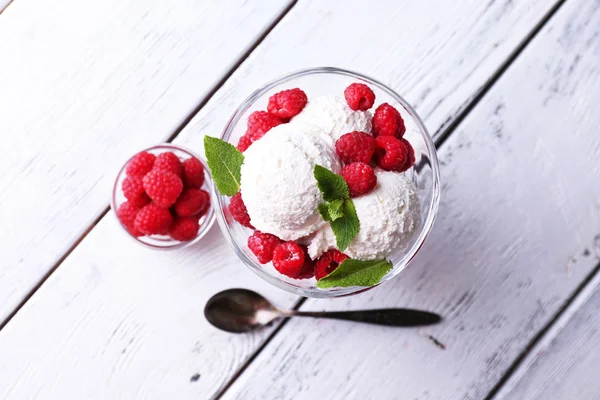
[237,135,252,152]
[344,83,375,111]
[229,192,253,228]
[122,175,150,208]
[272,242,314,279]
[315,249,348,280]
[134,203,173,235]
[399,139,416,172]
[126,151,156,177]
[267,88,308,119]
[372,103,406,138]
[342,162,377,197]
[153,152,183,177]
[246,111,282,142]
[248,231,282,264]
[174,188,210,217]
[169,217,200,241]
[182,157,204,188]
[142,170,183,208]
[335,131,375,164]
[116,201,142,236]
[374,135,409,171]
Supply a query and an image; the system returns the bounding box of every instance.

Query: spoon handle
[291,308,442,327]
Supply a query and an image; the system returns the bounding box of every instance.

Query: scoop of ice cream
[292,96,372,142]
[308,170,420,261]
[240,123,341,241]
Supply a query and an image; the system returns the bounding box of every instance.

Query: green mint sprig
[313,165,359,251]
[316,258,393,288]
[204,136,244,196]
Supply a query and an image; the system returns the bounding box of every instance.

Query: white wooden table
[1,0,599,398]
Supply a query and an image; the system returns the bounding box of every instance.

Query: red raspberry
[237,135,252,152]
[374,136,409,171]
[142,170,183,208]
[116,201,142,236]
[272,242,314,279]
[126,151,156,177]
[248,231,282,264]
[174,188,210,217]
[267,88,308,119]
[399,139,416,172]
[246,111,282,142]
[372,103,406,138]
[134,203,173,235]
[122,175,150,208]
[344,83,375,111]
[315,249,348,280]
[229,192,253,228]
[342,162,377,197]
[181,157,204,188]
[153,152,183,177]
[335,131,375,164]
[169,217,200,241]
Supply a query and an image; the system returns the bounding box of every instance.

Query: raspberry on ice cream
[315,249,348,280]
[240,123,341,240]
[267,88,308,119]
[292,96,372,142]
[344,83,375,111]
[342,162,377,197]
[229,192,254,229]
[335,131,375,164]
[246,111,282,142]
[308,170,420,261]
[248,231,282,264]
[272,242,314,279]
[372,103,406,138]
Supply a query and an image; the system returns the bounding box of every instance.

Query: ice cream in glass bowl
[206,67,440,298]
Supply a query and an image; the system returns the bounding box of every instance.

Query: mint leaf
[204,136,244,196]
[317,258,393,288]
[314,164,349,202]
[327,199,345,221]
[330,199,359,251]
[319,200,345,222]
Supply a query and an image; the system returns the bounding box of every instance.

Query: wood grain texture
[494,266,600,400]
[220,0,600,399]
[0,0,572,398]
[0,0,293,323]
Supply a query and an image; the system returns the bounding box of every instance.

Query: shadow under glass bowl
[111,143,216,250]
[214,67,441,298]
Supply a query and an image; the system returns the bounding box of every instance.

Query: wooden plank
[0,0,12,13]
[0,0,293,322]
[0,0,567,398]
[219,0,600,399]
[494,262,600,400]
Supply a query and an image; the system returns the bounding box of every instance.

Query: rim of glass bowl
[111,143,216,250]
[214,66,441,297]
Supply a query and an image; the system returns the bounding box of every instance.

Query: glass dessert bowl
[112,143,215,250]
[213,67,440,298]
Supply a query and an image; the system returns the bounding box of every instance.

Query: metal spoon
[204,288,442,333]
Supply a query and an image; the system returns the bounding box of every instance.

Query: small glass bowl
[111,143,215,250]
[214,67,441,297]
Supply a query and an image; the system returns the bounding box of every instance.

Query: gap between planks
[0,0,14,15]
[213,0,572,397]
[484,261,600,400]
[0,0,299,333]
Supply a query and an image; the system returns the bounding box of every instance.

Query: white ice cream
[292,96,372,141]
[308,170,420,261]
[240,123,341,241]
